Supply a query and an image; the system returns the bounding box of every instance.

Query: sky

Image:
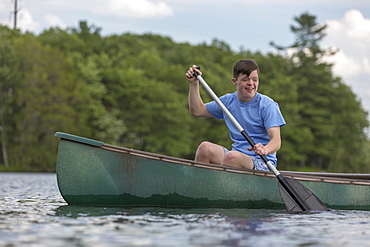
[1,0,370,130]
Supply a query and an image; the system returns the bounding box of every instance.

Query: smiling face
[232,70,259,102]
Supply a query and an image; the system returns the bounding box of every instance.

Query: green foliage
[0,27,21,168]
[0,13,369,172]
[270,12,369,171]
[1,31,94,171]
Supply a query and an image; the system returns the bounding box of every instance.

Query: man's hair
[232,59,260,79]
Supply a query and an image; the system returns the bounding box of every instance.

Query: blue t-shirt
[205,92,286,166]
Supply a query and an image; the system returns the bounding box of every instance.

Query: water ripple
[1,173,370,246]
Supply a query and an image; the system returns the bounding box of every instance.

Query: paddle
[193,66,328,212]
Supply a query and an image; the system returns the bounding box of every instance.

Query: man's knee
[197,141,213,155]
[223,151,240,164]
[195,141,224,164]
[222,151,253,169]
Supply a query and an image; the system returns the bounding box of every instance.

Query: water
[1,173,370,247]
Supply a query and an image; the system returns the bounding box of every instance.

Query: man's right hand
[186,65,202,84]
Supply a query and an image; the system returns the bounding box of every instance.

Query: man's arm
[186,65,213,117]
[265,126,282,155]
[250,126,281,156]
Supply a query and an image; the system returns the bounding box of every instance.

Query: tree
[70,52,127,144]
[70,20,104,56]
[271,12,335,65]
[0,27,21,167]
[8,34,93,170]
[270,12,369,171]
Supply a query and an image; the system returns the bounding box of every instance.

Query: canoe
[54,132,370,210]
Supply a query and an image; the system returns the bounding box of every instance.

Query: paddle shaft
[194,71,311,211]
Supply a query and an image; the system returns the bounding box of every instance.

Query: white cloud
[104,0,174,18]
[44,14,67,29]
[322,9,370,119]
[324,9,370,77]
[17,9,39,31]
[345,10,370,40]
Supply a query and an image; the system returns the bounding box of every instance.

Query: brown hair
[232,59,260,79]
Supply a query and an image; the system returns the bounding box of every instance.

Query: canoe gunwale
[102,144,273,176]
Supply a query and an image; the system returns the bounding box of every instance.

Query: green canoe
[55,132,370,210]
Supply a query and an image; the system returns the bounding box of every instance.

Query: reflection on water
[53,205,370,246]
[1,172,370,246]
[53,206,283,246]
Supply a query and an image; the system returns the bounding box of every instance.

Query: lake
[0,172,369,246]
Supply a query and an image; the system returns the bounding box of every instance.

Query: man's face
[232,70,259,102]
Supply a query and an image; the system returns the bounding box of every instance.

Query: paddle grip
[192,66,201,77]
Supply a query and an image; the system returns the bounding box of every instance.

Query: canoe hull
[55,132,370,210]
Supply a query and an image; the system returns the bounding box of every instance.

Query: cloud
[322,9,370,115]
[17,9,39,31]
[323,9,370,77]
[104,0,174,18]
[44,14,67,29]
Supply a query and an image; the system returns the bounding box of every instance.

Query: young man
[185,59,286,171]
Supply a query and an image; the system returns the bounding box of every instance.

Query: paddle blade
[278,177,328,212]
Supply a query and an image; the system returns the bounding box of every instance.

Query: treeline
[0,13,369,172]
